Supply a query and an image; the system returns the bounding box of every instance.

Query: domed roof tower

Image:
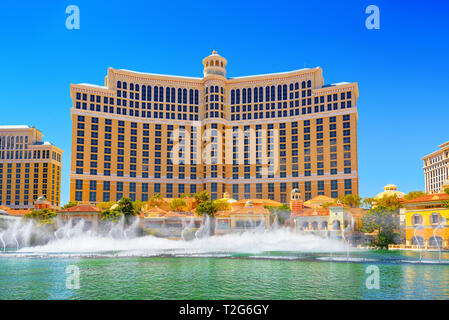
[202,50,227,78]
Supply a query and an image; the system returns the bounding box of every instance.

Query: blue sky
[0,0,448,205]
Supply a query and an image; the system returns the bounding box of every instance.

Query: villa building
[402,180,449,249]
[0,125,63,210]
[69,51,359,205]
[423,141,449,194]
[289,189,364,243]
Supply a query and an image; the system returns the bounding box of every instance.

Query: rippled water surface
[1,249,449,300]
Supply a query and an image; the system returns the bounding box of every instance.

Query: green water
[1,250,448,300]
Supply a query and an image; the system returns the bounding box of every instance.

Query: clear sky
[0,0,448,205]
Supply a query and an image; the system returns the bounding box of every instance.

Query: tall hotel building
[423,141,449,194]
[0,126,63,209]
[70,51,359,204]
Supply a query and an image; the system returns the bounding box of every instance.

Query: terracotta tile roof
[234,199,283,206]
[405,193,449,204]
[60,205,101,213]
[291,208,330,218]
[5,209,32,216]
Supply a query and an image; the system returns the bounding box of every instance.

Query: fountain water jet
[0,232,5,252]
[433,217,446,263]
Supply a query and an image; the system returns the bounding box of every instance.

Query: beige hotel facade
[0,125,63,209]
[69,51,359,204]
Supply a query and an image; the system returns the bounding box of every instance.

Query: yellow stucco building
[402,182,449,248]
[0,125,63,209]
[69,51,359,205]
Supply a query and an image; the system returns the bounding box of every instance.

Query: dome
[374,184,405,199]
[221,192,237,203]
[244,200,253,208]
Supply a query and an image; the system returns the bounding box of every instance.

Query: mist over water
[0,217,350,258]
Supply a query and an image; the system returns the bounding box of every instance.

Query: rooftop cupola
[202,50,227,78]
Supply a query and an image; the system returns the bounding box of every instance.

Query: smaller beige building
[423,141,449,194]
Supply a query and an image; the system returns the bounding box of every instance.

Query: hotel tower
[0,125,63,209]
[70,51,359,204]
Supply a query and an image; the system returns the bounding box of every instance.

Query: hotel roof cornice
[70,50,357,97]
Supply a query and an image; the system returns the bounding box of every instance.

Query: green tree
[195,200,218,217]
[61,201,78,210]
[24,209,57,226]
[404,191,426,201]
[117,197,138,216]
[375,194,402,213]
[362,197,375,209]
[442,188,449,208]
[100,207,123,223]
[338,194,362,208]
[360,206,399,249]
[97,201,116,210]
[194,191,210,204]
[180,193,191,198]
[213,199,231,211]
[170,198,187,212]
[265,204,291,225]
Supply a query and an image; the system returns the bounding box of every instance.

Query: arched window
[277,85,282,101]
[295,82,299,90]
[210,86,213,93]
[194,90,199,105]
[236,89,240,104]
[166,87,171,102]
[178,88,182,103]
[412,214,423,225]
[231,89,235,105]
[147,85,152,101]
[301,81,306,89]
[183,89,187,104]
[135,84,139,91]
[117,81,122,88]
[254,88,258,102]
[130,83,134,91]
[311,221,318,230]
[429,236,443,248]
[242,88,246,104]
[265,86,270,101]
[123,82,127,90]
[289,83,293,91]
[171,88,175,103]
[142,85,146,100]
[259,87,264,102]
[332,220,340,230]
[270,86,275,101]
[154,86,158,101]
[189,89,193,104]
[159,87,164,102]
[283,84,287,100]
[321,221,328,230]
[307,80,312,88]
[302,222,309,230]
[214,85,219,93]
[411,236,424,246]
[247,87,252,103]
